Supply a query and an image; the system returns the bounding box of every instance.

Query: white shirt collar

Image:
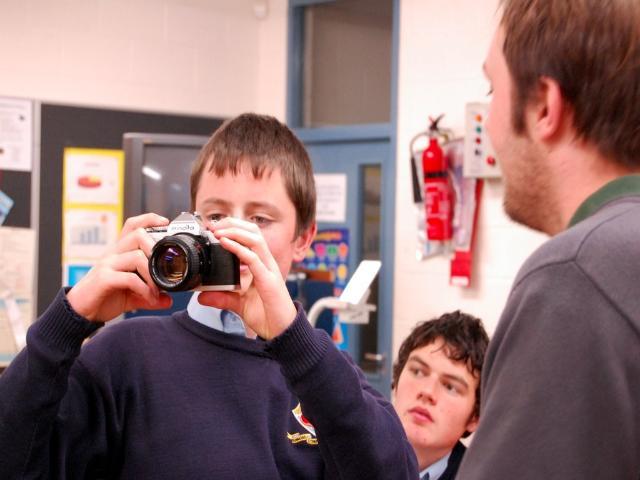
[419,451,451,480]
[186,292,224,330]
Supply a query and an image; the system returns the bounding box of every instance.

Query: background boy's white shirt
[420,451,450,480]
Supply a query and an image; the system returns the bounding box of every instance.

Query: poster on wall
[62,209,119,261]
[301,229,350,293]
[0,227,36,364]
[300,228,350,348]
[0,96,33,172]
[63,264,93,287]
[0,189,14,225]
[64,148,122,205]
[62,148,124,285]
[314,173,347,223]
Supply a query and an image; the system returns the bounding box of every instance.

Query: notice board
[38,104,224,315]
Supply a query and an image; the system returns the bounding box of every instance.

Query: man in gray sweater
[456,1,640,479]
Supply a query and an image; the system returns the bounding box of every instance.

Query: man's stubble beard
[501,135,557,235]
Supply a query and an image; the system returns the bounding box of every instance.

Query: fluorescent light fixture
[142,166,162,181]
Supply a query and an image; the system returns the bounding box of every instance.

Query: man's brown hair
[190,113,316,236]
[500,0,640,168]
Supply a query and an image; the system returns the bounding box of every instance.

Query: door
[307,135,389,352]
[288,0,399,396]
[300,131,391,394]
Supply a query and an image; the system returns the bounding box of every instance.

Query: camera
[146,212,240,292]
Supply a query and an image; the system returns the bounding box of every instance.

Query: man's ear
[292,222,317,262]
[530,76,566,142]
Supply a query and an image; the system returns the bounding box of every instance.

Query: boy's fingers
[121,213,169,236]
[198,290,241,313]
[68,267,156,320]
[118,272,158,305]
[114,213,169,256]
[208,217,258,233]
[97,255,156,301]
[218,236,274,279]
[114,227,157,256]
[214,228,279,273]
[209,218,281,273]
[128,291,173,312]
[109,249,158,293]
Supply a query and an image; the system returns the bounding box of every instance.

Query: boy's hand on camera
[66,213,172,322]
[199,218,297,340]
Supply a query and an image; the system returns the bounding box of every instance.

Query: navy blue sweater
[0,290,417,479]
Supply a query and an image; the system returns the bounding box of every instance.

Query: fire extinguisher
[423,129,453,241]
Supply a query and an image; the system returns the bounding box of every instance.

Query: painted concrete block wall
[0,0,287,119]
[255,0,287,119]
[393,0,547,356]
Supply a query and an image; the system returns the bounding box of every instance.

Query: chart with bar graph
[70,224,108,246]
[63,210,118,260]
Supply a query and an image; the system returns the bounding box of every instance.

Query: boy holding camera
[0,114,417,479]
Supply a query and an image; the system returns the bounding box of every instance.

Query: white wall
[0,0,287,119]
[392,0,547,354]
[255,0,287,119]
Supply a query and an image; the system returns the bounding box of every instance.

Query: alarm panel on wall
[463,103,501,178]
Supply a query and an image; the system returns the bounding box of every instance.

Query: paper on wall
[0,227,36,362]
[0,97,33,172]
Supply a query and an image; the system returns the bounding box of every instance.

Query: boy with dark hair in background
[393,311,489,480]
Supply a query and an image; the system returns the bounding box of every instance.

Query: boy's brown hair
[190,113,316,236]
[392,310,489,433]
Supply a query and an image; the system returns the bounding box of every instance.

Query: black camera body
[146,212,240,292]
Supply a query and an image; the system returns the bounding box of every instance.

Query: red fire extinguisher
[423,134,453,241]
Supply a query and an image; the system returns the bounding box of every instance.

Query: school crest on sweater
[287,403,318,446]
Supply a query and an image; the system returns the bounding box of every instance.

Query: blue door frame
[286,0,400,397]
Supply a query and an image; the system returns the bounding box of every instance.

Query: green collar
[569,175,640,227]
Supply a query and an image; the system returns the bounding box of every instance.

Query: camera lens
[149,235,205,291]
[155,245,188,283]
